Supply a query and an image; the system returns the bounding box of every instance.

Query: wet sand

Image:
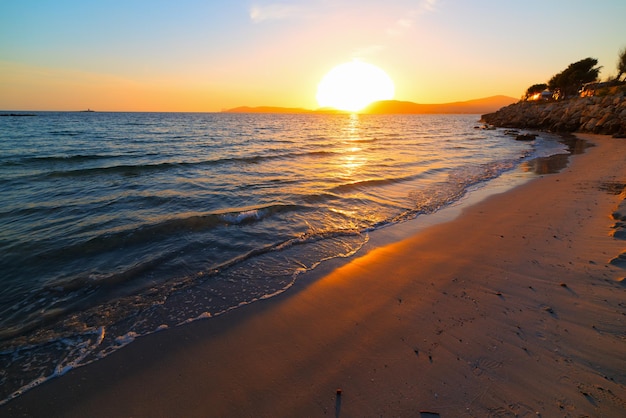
[3,134,626,417]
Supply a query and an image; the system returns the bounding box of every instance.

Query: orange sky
[1,1,625,111]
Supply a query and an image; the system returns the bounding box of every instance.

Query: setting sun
[316,61,395,112]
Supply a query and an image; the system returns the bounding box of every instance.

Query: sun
[316,60,395,112]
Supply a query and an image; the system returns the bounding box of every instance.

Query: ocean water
[0,112,569,403]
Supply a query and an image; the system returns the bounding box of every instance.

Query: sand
[3,134,626,417]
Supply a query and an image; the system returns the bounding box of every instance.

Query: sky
[1,0,625,112]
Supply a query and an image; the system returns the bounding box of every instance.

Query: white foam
[177,311,212,326]
[220,209,264,224]
[114,331,139,347]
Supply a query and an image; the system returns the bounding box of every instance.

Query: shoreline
[3,134,626,417]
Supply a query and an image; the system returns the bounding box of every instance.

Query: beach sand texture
[3,134,626,417]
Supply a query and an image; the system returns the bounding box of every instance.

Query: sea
[0,111,572,404]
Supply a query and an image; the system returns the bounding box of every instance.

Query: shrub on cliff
[548,58,601,99]
[617,47,626,81]
[524,83,548,100]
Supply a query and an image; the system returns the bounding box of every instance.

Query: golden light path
[316,61,395,112]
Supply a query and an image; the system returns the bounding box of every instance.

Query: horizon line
[1,94,518,114]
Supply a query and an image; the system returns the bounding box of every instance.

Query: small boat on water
[80,109,95,112]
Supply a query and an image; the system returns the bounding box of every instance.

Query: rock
[612,229,626,239]
[481,94,626,136]
[584,118,598,131]
[515,133,537,141]
[610,252,626,267]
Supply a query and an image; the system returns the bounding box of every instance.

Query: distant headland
[223,95,517,115]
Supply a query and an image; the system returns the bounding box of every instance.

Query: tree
[617,47,626,81]
[548,57,601,98]
[524,83,548,100]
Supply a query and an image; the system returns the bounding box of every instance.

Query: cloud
[386,0,439,36]
[353,0,440,58]
[249,3,301,23]
[420,0,439,13]
[396,18,413,28]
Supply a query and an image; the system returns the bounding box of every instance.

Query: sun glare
[316,61,395,112]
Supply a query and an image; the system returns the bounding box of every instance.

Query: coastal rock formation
[612,196,626,240]
[481,93,626,135]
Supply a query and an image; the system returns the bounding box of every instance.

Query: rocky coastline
[481,93,626,136]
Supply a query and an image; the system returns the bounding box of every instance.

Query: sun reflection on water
[338,154,365,178]
[336,114,369,178]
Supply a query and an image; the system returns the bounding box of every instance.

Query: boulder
[481,94,626,136]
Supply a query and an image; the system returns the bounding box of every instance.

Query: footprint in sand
[578,383,626,410]
[471,357,502,376]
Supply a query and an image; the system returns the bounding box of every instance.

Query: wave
[329,170,443,194]
[218,208,270,224]
[407,160,518,215]
[29,154,117,163]
[330,177,408,194]
[0,326,106,406]
[0,193,177,223]
[48,130,84,136]
[5,203,303,263]
[344,138,379,143]
[301,192,341,204]
[217,150,337,165]
[0,247,181,343]
[26,150,341,179]
[0,154,118,167]
[45,161,180,178]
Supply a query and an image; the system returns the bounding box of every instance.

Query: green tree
[548,57,601,98]
[524,83,548,100]
[617,47,626,81]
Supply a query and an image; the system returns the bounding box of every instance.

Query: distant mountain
[362,95,518,114]
[223,95,517,115]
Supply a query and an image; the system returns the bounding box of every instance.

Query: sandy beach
[3,133,626,417]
